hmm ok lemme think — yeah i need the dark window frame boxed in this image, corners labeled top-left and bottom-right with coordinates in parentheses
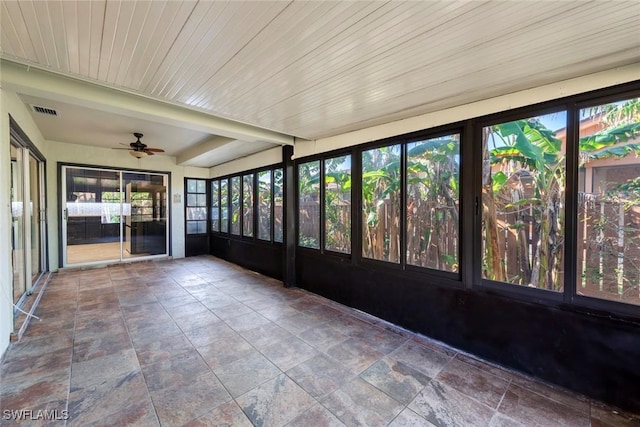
top-left (242, 173), bottom-right (255, 238)
top-left (220, 177), bottom-right (230, 234)
top-left (404, 130), bottom-right (463, 278)
top-left (184, 178), bottom-right (208, 235)
top-left (273, 167), bottom-right (284, 243)
top-left (294, 149), bottom-right (355, 259)
top-left (569, 90), bottom-right (640, 317)
top-left (359, 141), bottom-right (404, 266)
top-left (211, 163), bottom-right (283, 245)
top-left (207, 81), bottom-right (640, 320)
top-left (323, 153), bottom-right (353, 256)
top-left (297, 159), bottom-right (322, 250)
top-left (257, 169), bottom-right (273, 242)
top-left (474, 104), bottom-right (570, 303)
top-left (210, 179), bottom-right (220, 233)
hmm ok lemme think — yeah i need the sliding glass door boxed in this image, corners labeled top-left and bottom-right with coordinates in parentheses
top-left (10, 143), bottom-right (26, 304)
top-left (10, 140), bottom-right (47, 307)
top-left (62, 166), bottom-right (168, 267)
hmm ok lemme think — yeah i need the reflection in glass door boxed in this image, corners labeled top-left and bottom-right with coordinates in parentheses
top-left (10, 144), bottom-right (25, 304)
top-left (64, 168), bottom-right (121, 264)
top-left (62, 166), bottom-right (168, 266)
top-left (123, 172), bottom-right (168, 259)
top-left (29, 154), bottom-right (44, 284)
top-left (11, 142), bottom-right (47, 305)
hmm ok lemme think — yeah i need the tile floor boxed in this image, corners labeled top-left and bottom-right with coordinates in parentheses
top-left (1, 256), bottom-right (638, 427)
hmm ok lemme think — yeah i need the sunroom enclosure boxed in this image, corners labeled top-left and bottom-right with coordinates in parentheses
top-left (203, 81), bottom-right (640, 412)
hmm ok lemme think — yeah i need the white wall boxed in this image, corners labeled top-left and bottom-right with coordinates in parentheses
top-left (45, 140), bottom-right (209, 268)
top-left (0, 89), bottom-right (47, 357)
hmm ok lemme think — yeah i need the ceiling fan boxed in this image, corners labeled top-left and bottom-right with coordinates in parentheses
top-left (114, 132), bottom-right (165, 158)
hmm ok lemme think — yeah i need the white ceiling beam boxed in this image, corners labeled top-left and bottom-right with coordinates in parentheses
top-left (177, 135), bottom-right (235, 166)
top-left (211, 146), bottom-right (283, 178)
top-left (0, 59), bottom-right (294, 145)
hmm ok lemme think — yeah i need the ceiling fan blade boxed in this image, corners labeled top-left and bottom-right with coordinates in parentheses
top-left (145, 148), bottom-right (164, 153)
top-left (145, 151), bottom-right (155, 156)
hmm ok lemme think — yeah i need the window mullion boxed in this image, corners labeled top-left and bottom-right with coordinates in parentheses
top-left (564, 105), bottom-right (579, 304)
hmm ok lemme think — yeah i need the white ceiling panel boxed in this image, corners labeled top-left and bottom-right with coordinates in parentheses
top-left (1, 0), bottom-right (639, 166)
top-left (18, 94), bottom-right (210, 155)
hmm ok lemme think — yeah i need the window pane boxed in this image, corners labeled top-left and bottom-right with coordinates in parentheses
top-left (211, 180), bottom-right (219, 232)
top-left (407, 134), bottom-right (460, 271)
top-left (196, 180), bottom-right (206, 193)
top-left (187, 194), bottom-right (197, 206)
top-left (187, 179), bottom-right (197, 193)
top-left (325, 155), bottom-right (351, 253)
top-left (362, 144), bottom-right (401, 263)
top-left (186, 220), bottom-right (207, 235)
top-left (220, 179), bottom-right (229, 233)
top-left (299, 161), bottom-right (320, 249)
top-left (578, 98), bottom-right (640, 306)
top-left (186, 207), bottom-right (206, 220)
top-left (186, 221), bottom-right (198, 234)
top-left (243, 174), bottom-right (254, 237)
top-left (298, 161), bottom-right (320, 249)
top-left (196, 194), bottom-right (206, 207)
top-left (231, 176), bottom-right (241, 235)
top-left (482, 112), bottom-right (566, 291)
top-left (274, 168), bottom-right (284, 242)
top-left (258, 171), bottom-right (272, 240)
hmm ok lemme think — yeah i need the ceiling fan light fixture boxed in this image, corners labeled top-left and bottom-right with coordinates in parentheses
top-left (115, 133), bottom-right (163, 157)
top-left (129, 150), bottom-right (147, 159)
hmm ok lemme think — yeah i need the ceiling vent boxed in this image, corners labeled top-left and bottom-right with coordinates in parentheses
top-left (31, 105), bottom-right (58, 116)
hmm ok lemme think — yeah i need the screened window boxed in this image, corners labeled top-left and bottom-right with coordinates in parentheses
top-left (577, 98), bottom-right (640, 306)
top-left (243, 174), bottom-right (254, 237)
top-left (325, 155), bottom-right (351, 254)
top-left (299, 161), bottom-right (320, 249)
top-left (258, 170), bottom-right (272, 240)
top-left (406, 134), bottom-right (460, 272)
top-left (220, 179), bottom-right (229, 233)
top-left (482, 112), bottom-right (567, 291)
top-left (231, 176), bottom-right (241, 235)
top-left (211, 180), bottom-right (220, 232)
top-left (362, 144), bottom-right (401, 263)
top-left (274, 168), bottom-right (284, 243)
top-left (186, 179), bottom-right (207, 234)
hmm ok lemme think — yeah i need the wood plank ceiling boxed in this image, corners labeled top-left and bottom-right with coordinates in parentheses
top-left (1, 0), bottom-right (639, 142)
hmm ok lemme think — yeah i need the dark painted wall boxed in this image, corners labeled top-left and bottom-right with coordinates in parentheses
top-left (186, 235), bottom-right (209, 257)
top-left (211, 236), bottom-right (283, 280)
top-left (209, 240), bottom-right (640, 411)
top-left (296, 252), bottom-right (640, 412)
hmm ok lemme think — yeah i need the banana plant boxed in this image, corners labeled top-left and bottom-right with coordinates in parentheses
top-left (325, 155), bottom-right (352, 253)
top-left (362, 145), bottom-right (402, 262)
top-left (406, 136), bottom-right (460, 271)
top-left (482, 98), bottom-right (640, 291)
top-left (298, 161), bottom-right (321, 248)
top-left (483, 117), bottom-right (565, 290)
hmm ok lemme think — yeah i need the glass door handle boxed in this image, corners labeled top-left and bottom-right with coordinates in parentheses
top-left (63, 208), bottom-right (68, 220)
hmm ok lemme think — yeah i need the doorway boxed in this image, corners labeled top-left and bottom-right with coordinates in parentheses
top-left (61, 166), bottom-right (169, 267)
top-left (10, 124), bottom-right (47, 318)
